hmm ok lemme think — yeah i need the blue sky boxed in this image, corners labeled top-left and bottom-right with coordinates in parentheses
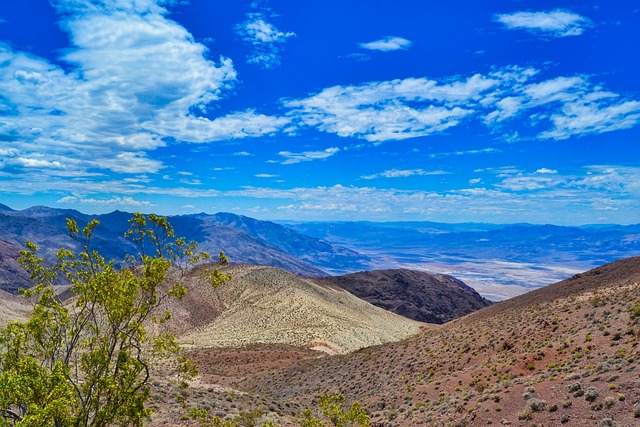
top-left (0, 0), bottom-right (639, 224)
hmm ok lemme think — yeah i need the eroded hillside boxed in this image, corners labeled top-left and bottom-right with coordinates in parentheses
top-left (165, 264), bottom-right (424, 354)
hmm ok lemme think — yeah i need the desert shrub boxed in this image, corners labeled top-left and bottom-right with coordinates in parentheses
top-left (0, 214), bottom-right (230, 426)
top-left (301, 393), bottom-right (370, 427)
top-left (585, 387), bottom-right (599, 402)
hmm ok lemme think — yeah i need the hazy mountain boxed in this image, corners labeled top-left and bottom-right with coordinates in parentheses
top-left (281, 220), bottom-right (640, 299)
top-left (0, 206), bottom-right (377, 292)
top-left (321, 269), bottom-right (492, 323)
top-left (198, 212), bottom-right (372, 274)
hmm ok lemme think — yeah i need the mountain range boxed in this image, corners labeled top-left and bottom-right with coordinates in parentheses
top-left (2, 204), bottom-right (640, 301)
top-left (0, 205), bottom-right (369, 292)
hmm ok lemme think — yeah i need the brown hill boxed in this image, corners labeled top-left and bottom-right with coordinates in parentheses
top-left (161, 264), bottom-right (425, 354)
top-left (233, 257), bottom-right (640, 426)
top-left (321, 268), bottom-right (492, 323)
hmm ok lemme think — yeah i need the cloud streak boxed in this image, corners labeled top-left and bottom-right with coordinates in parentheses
top-left (495, 9), bottom-right (592, 38)
top-left (278, 147), bottom-right (340, 164)
top-left (359, 36), bottom-right (412, 52)
top-left (361, 169), bottom-right (448, 180)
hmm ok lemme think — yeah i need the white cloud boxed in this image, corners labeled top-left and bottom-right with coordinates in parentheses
top-left (255, 173), bottom-right (278, 178)
top-left (7, 165), bottom-right (640, 223)
top-left (361, 169), bottom-right (448, 180)
top-left (285, 72), bottom-right (498, 142)
top-left (495, 9), bottom-right (592, 38)
top-left (536, 168), bottom-right (557, 174)
top-left (429, 148), bottom-right (500, 159)
top-left (285, 65), bottom-right (640, 142)
top-left (57, 195), bottom-right (155, 207)
top-left (359, 36), bottom-right (412, 52)
top-left (0, 0), bottom-right (289, 179)
top-left (235, 10), bottom-right (295, 69)
top-left (539, 99), bottom-right (640, 140)
top-left (278, 147), bottom-right (340, 164)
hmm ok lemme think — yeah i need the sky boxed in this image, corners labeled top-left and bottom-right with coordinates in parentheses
top-left (0, 0), bottom-right (639, 224)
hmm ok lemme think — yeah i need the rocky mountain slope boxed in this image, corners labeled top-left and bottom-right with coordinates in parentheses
top-left (201, 213), bottom-right (372, 274)
top-left (321, 269), bottom-right (492, 323)
top-left (233, 257), bottom-right (640, 426)
top-left (0, 206), bottom-right (375, 291)
top-left (0, 239), bottom-right (31, 294)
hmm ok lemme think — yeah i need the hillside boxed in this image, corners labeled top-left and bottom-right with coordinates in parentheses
top-left (321, 269), bottom-right (492, 323)
top-left (162, 264), bottom-right (424, 354)
top-left (235, 257), bottom-right (640, 426)
top-left (0, 239), bottom-right (31, 294)
top-left (0, 288), bottom-right (30, 327)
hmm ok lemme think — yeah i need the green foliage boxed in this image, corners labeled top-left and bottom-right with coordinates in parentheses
top-left (301, 393), bottom-right (370, 427)
top-left (0, 213), bottom-right (230, 426)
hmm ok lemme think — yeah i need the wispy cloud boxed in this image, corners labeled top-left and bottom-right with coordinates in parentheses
top-left (57, 195), bottom-right (155, 207)
top-left (429, 148), bottom-right (501, 159)
top-left (278, 147), bottom-right (340, 164)
top-left (495, 9), bottom-right (592, 38)
top-left (235, 6), bottom-right (295, 69)
top-left (239, 166), bottom-right (640, 223)
top-left (361, 169), bottom-right (448, 180)
top-left (255, 173), bottom-right (279, 178)
top-left (286, 67), bottom-right (640, 143)
top-left (359, 36), bottom-right (412, 52)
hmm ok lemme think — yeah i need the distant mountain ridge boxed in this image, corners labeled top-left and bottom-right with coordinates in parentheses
top-left (281, 219), bottom-right (640, 299)
top-left (321, 269), bottom-right (492, 323)
top-left (0, 205), bottom-right (373, 292)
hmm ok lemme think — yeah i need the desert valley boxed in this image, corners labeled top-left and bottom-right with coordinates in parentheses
top-left (1, 1), bottom-right (639, 425)
top-left (1, 206), bottom-right (639, 426)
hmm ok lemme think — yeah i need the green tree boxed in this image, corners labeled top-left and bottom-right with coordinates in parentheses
top-left (0, 213), bottom-right (230, 426)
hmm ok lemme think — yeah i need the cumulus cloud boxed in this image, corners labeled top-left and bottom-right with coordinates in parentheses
top-left (359, 36), bottom-right (412, 52)
top-left (235, 9), bottom-right (295, 69)
top-left (361, 169), bottom-right (448, 179)
top-left (284, 66), bottom-right (640, 143)
top-left (495, 9), bottom-right (592, 38)
top-left (0, 0), bottom-right (288, 180)
top-left (285, 73), bottom-right (498, 142)
top-left (278, 147), bottom-right (340, 164)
